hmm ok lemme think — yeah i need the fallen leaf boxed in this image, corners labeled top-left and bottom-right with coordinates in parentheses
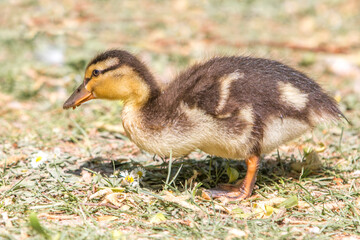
top-left (89, 188), bottom-right (113, 200)
top-left (231, 207), bottom-right (251, 219)
top-left (103, 192), bottom-right (125, 207)
top-left (200, 190), bottom-right (211, 200)
top-left (163, 192), bottom-right (200, 212)
top-left (227, 167), bottom-right (239, 183)
top-left (149, 212), bottom-right (166, 224)
top-left (276, 195), bottom-right (298, 209)
top-left (251, 203), bottom-right (278, 219)
top-left (333, 177), bottom-right (344, 185)
top-left (0, 154), bottom-right (27, 168)
top-left (97, 215), bottom-right (117, 222)
top-left (264, 205), bottom-right (274, 216)
top-left (226, 228), bottom-right (247, 239)
top-left (291, 150), bottom-right (322, 172)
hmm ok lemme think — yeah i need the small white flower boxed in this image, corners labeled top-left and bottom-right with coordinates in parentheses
top-left (132, 167), bottom-right (146, 178)
top-left (119, 170), bottom-right (130, 178)
top-left (53, 147), bottom-right (61, 157)
top-left (31, 151), bottom-right (48, 168)
top-left (119, 170), bottom-right (138, 186)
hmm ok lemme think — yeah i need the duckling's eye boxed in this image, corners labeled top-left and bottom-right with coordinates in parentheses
top-left (92, 69), bottom-right (100, 77)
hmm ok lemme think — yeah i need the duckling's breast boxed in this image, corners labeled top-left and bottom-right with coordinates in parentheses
top-left (122, 102), bottom-right (257, 159)
top-left (122, 104), bottom-right (197, 157)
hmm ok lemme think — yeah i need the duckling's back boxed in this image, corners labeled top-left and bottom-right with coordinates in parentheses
top-left (141, 56), bottom-right (344, 158)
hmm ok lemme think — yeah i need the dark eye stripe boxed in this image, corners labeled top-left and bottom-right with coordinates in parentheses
top-left (84, 77), bottom-right (91, 85)
top-left (101, 64), bottom-right (122, 74)
top-left (84, 64), bottom-right (122, 85)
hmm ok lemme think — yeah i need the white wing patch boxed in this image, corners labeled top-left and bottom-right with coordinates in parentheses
top-left (278, 82), bottom-right (308, 111)
top-left (238, 104), bottom-right (254, 123)
top-left (216, 71), bottom-right (244, 114)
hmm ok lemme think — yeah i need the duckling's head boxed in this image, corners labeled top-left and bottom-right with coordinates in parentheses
top-left (63, 50), bottom-right (160, 109)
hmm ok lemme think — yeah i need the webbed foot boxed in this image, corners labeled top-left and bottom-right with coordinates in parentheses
top-left (202, 155), bottom-right (260, 201)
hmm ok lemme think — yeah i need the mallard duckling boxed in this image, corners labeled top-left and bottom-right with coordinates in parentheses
top-left (63, 50), bottom-right (345, 201)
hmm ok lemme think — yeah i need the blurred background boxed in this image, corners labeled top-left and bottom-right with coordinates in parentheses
top-left (0, 0), bottom-right (359, 167)
top-left (1, 1), bottom-right (360, 238)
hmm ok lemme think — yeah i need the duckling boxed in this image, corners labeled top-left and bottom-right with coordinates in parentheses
top-left (63, 50), bottom-right (346, 201)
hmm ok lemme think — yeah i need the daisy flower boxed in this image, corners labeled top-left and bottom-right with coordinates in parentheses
top-left (53, 147), bottom-right (61, 158)
top-left (132, 167), bottom-right (146, 178)
top-left (31, 151), bottom-right (48, 168)
top-left (119, 170), bottom-right (138, 186)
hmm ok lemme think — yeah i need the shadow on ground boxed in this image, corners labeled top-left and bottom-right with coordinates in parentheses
top-left (65, 154), bottom-right (324, 192)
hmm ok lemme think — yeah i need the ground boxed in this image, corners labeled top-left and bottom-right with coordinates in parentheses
top-left (0, 0), bottom-right (360, 239)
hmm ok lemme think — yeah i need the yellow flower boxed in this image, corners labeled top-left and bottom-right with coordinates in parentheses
top-left (125, 175), bottom-right (135, 184)
top-left (120, 170), bottom-right (138, 186)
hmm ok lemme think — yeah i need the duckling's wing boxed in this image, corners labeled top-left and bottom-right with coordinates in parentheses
top-left (175, 57), bottom-right (344, 124)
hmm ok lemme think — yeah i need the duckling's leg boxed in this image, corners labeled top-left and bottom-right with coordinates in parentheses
top-left (203, 155), bottom-right (260, 201)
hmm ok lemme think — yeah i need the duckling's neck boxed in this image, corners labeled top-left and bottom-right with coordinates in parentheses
top-left (132, 61), bottom-right (162, 103)
top-left (119, 61), bottom-right (169, 111)
top-left (121, 65), bottom-right (177, 137)
top-left (118, 62), bottom-right (164, 112)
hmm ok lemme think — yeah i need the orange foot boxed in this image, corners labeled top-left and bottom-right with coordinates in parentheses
top-left (202, 155), bottom-right (260, 201)
top-left (202, 182), bottom-right (249, 200)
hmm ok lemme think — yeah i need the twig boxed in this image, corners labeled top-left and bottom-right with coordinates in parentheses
top-left (81, 202), bottom-right (120, 209)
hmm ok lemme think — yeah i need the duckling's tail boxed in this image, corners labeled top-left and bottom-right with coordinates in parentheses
top-left (339, 111), bottom-right (351, 125)
top-left (311, 93), bottom-right (350, 126)
top-left (328, 96), bottom-right (350, 125)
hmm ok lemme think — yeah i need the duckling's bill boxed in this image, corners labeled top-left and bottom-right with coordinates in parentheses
top-left (63, 83), bottom-right (95, 110)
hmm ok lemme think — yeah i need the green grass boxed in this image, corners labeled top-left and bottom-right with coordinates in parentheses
top-left (1, 0), bottom-right (360, 239)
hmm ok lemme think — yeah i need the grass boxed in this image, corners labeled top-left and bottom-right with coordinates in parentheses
top-left (1, 0), bottom-right (360, 239)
